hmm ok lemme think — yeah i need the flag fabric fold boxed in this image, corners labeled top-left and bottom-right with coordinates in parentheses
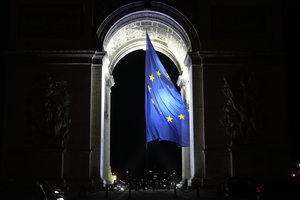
top-left (145, 33), bottom-right (190, 147)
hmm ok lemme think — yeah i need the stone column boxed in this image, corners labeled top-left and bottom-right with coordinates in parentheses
top-left (90, 51), bottom-right (106, 188)
top-left (188, 52), bottom-right (206, 186)
top-left (100, 59), bottom-right (114, 185)
top-left (177, 71), bottom-right (191, 185)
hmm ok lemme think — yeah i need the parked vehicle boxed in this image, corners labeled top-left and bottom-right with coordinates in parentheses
top-left (217, 177), bottom-right (258, 200)
top-left (257, 178), bottom-right (300, 200)
top-left (1, 179), bottom-right (64, 200)
top-left (39, 180), bottom-right (65, 200)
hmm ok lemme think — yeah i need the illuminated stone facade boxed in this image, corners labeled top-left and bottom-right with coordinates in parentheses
top-left (94, 5), bottom-right (202, 186)
top-left (1, 0), bottom-right (291, 191)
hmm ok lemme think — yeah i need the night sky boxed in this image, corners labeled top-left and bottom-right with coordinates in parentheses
top-left (282, 1), bottom-right (300, 165)
top-left (110, 50), bottom-right (182, 179)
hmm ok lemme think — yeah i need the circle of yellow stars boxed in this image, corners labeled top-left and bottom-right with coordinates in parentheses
top-left (147, 69), bottom-right (187, 123)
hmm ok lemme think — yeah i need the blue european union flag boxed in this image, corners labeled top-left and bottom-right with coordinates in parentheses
top-left (145, 33), bottom-right (190, 147)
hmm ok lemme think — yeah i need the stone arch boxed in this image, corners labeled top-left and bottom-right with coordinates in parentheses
top-left (90, 1), bottom-right (204, 186)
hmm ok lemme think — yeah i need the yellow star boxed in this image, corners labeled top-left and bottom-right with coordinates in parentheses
top-left (166, 73), bottom-right (170, 79)
top-left (151, 99), bottom-right (155, 104)
top-left (179, 114), bottom-right (185, 120)
top-left (149, 75), bottom-right (155, 81)
top-left (156, 70), bottom-right (161, 77)
top-left (166, 116), bottom-right (173, 122)
top-left (148, 85), bottom-right (151, 92)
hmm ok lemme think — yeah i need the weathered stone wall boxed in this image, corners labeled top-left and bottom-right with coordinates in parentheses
top-left (2, 52), bottom-right (93, 188)
top-left (1, 0), bottom-right (292, 190)
top-left (201, 54), bottom-right (288, 184)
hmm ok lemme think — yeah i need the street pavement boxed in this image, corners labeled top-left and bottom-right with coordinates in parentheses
top-left (66, 188), bottom-right (223, 200)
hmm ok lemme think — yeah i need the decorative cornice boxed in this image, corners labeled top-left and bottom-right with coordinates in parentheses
top-left (199, 51), bottom-right (287, 64)
top-left (92, 51), bottom-right (106, 65)
top-left (188, 51), bottom-right (203, 65)
top-left (96, 1), bottom-right (200, 51)
top-left (3, 50), bottom-right (96, 64)
top-left (100, 9), bottom-right (192, 72)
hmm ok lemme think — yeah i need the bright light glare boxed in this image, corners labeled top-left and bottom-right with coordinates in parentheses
top-left (176, 183), bottom-right (182, 189)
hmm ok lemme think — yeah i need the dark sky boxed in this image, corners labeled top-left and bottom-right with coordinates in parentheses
top-left (110, 50), bottom-right (182, 179)
top-left (282, 1), bottom-right (300, 164)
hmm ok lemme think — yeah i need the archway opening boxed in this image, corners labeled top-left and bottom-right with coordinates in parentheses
top-left (111, 49), bottom-right (182, 182)
top-left (96, 5), bottom-right (201, 185)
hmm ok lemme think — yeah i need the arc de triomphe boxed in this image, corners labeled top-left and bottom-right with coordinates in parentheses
top-left (89, 2), bottom-right (204, 186)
